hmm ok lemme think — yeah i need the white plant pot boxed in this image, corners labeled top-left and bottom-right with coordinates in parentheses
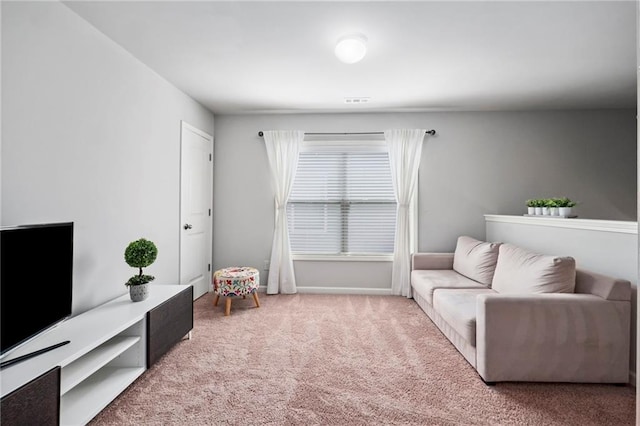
top-left (549, 207), bottom-right (559, 216)
top-left (541, 207), bottom-right (549, 215)
top-left (129, 283), bottom-right (149, 302)
top-left (534, 207), bottom-right (542, 215)
top-left (558, 207), bottom-right (573, 218)
top-left (527, 207), bottom-right (535, 215)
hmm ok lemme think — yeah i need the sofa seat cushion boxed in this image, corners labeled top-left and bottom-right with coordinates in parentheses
top-left (492, 244), bottom-right (576, 294)
top-left (433, 288), bottom-right (495, 347)
top-left (453, 236), bottom-right (501, 286)
top-left (411, 270), bottom-right (488, 305)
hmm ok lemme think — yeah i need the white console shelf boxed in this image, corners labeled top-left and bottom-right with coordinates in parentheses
top-left (0, 285), bottom-right (191, 426)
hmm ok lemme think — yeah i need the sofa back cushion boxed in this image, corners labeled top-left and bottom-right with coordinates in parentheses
top-left (492, 244), bottom-right (576, 294)
top-left (452, 236), bottom-right (501, 286)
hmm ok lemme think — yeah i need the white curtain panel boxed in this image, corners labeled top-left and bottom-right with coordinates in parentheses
top-left (263, 130), bottom-right (304, 294)
top-left (385, 129), bottom-right (426, 298)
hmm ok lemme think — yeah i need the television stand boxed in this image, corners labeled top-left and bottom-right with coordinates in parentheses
top-left (0, 341), bottom-right (71, 370)
top-left (0, 285), bottom-right (193, 426)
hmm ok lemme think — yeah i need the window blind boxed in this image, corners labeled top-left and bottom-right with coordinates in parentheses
top-left (287, 144), bottom-right (396, 255)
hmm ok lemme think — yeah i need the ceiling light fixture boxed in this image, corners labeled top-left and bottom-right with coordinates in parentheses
top-left (335, 34), bottom-right (367, 64)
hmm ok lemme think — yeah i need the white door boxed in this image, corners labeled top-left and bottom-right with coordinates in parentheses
top-left (180, 121), bottom-right (213, 300)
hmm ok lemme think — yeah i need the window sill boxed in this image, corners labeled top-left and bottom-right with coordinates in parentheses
top-left (292, 254), bottom-right (393, 262)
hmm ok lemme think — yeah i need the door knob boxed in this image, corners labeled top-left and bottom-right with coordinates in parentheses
top-left (184, 224), bottom-right (193, 230)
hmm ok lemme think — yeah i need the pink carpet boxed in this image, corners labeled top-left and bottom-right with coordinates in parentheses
top-left (91, 293), bottom-right (635, 425)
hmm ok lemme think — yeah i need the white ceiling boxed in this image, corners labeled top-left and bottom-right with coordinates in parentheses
top-left (64, 1), bottom-right (636, 115)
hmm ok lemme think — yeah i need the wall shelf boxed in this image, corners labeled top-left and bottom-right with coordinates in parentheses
top-left (484, 214), bottom-right (637, 234)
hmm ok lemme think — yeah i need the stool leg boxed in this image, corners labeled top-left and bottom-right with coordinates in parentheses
top-left (213, 294), bottom-right (219, 307)
top-left (252, 292), bottom-right (260, 308)
top-left (225, 297), bottom-right (232, 316)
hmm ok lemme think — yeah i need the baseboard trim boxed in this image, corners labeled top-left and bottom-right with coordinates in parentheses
top-left (297, 286), bottom-right (393, 295)
top-left (257, 285), bottom-right (392, 296)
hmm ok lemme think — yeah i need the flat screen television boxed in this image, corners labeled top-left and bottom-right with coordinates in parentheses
top-left (1, 222), bottom-right (73, 358)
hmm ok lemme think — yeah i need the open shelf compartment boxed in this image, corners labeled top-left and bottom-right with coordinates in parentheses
top-left (60, 335), bottom-right (141, 396)
top-left (60, 366), bottom-right (145, 426)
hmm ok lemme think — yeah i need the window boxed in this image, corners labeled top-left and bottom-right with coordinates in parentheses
top-left (287, 141), bottom-right (396, 256)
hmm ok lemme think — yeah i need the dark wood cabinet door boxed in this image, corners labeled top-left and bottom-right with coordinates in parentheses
top-left (1, 366), bottom-right (60, 426)
top-left (147, 285), bottom-right (193, 367)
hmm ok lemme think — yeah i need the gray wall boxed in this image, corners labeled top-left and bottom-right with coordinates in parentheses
top-left (214, 110), bottom-right (636, 289)
top-left (419, 110), bottom-right (636, 250)
top-left (1, 2), bottom-right (215, 314)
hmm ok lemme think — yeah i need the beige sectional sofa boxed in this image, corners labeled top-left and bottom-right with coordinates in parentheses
top-left (411, 236), bottom-right (631, 384)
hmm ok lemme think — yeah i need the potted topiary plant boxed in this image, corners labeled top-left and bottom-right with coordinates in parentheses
top-left (124, 238), bottom-right (158, 302)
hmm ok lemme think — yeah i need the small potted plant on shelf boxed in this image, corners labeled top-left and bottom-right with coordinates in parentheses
top-left (556, 197), bottom-right (577, 218)
top-left (540, 198), bottom-right (551, 216)
top-left (545, 198), bottom-right (560, 216)
top-left (125, 238), bottom-right (158, 302)
top-left (533, 199), bottom-right (545, 215)
top-left (526, 199), bottom-right (536, 215)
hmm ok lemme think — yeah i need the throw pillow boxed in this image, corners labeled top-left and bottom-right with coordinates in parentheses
top-left (492, 244), bottom-right (576, 294)
top-left (452, 236), bottom-right (501, 286)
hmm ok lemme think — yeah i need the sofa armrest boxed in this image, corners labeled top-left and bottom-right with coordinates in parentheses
top-left (411, 253), bottom-right (454, 270)
top-left (475, 293), bottom-right (630, 383)
top-left (575, 268), bottom-right (631, 301)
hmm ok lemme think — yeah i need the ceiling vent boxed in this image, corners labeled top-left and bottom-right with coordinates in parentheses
top-left (344, 97), bottom-right (370, 104)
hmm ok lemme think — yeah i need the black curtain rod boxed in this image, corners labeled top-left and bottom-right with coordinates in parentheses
top-left (257, 130), bottom-right (436, 137)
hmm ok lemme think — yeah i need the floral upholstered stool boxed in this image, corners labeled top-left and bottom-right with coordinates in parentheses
top-left (213, 266), bottom-right (260, 316)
